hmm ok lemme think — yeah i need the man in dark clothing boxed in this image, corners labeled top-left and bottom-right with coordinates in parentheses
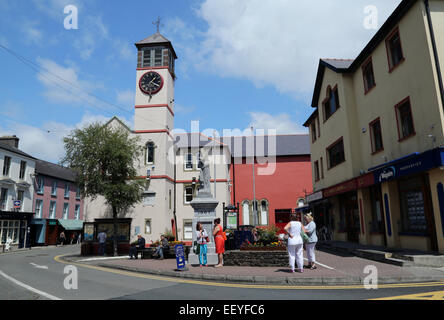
top-left (155, 235), bottom-right (170, 260)
top-left (129, 234), bottom-right (146, 259)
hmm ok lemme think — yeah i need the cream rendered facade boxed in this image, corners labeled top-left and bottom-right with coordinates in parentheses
top-left (306, 0), bottom-right (444, 253)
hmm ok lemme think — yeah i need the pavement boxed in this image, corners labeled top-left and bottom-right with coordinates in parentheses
top-left (62, 248), bottom-right (444, 286)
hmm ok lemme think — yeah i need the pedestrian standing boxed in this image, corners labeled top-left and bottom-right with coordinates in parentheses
top-left (284, 213), bottom-right (307, 273)
top-left (196, 222), bottom-right (209, 267)
top-left (213, 218), bottom-right (225, 268)
top-left (304, 213), bottom-right (318, 270)
top-left (59, 231), bottom-right (66, 246)
top-left (97, 230), bottom-right (107, 256)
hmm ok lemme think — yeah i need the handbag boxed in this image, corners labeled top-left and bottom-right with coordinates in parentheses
top-left (301, 230), bottom-right (309, 243)
top-left (193, 241), bottom-right (200, 254)
top-left (222, 231), bottom-right (227, 241)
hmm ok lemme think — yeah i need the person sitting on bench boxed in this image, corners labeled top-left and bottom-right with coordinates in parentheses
top-left (155, 235), bottom-right (170, 260)
top-left (129, 234), bottom-right (146, 259)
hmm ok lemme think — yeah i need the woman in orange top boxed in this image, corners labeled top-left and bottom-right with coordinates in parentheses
top-left (213, 218), bottom-right (225, 268)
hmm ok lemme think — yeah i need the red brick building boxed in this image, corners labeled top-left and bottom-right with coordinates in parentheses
top-left (223, 134), bottom-right (312, 233)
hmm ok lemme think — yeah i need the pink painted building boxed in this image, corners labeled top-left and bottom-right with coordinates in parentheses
top-left (31, 160), bottom-right (84, 246)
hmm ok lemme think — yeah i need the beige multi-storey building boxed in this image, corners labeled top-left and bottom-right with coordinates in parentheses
top-left (304, 0), bottom-right (444, 253)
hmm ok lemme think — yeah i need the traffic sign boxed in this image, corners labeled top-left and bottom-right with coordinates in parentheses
top-left (13, 200), bottom-right (21, 209)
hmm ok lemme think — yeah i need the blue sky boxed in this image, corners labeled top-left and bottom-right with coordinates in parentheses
top-left (0, 0), bottom-right (401, 162)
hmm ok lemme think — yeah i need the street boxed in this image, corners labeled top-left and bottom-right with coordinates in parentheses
top-left (1, 245), bottom-right (444, 301)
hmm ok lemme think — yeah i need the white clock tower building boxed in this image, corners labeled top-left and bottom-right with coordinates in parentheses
top-left (131, 32), bottom-right (178, 241)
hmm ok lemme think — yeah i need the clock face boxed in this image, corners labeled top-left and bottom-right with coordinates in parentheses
top-left (139, 71), bottom-right (163, 95)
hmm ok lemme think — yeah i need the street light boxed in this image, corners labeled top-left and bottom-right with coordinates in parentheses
top-left (251, 126), bottom-right (257, 226)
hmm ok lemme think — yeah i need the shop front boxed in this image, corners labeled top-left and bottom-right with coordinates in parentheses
top-left (371, 147), bottom-right (444, 253)
top-left (0, 211), bottom-right (32, 249)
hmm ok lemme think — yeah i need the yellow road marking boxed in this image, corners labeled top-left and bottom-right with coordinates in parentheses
top-left (54, 255), bottom-right (444, 291)
top-left (372, 290), bottom-right (444, 300)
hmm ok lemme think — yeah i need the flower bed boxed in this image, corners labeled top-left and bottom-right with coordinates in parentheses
top-left (240, 241), bottom-right (287, 251)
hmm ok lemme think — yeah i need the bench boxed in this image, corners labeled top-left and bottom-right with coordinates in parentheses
top-left (134, 246), bottom-right (176, 259)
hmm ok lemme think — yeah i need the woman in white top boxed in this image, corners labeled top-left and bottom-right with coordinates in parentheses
top-left (196, 222), bottom-right (209, 267)
top-left (284, 213), bottom-right (307, 273)
top-left (304, 213), bottom-right (318, 270)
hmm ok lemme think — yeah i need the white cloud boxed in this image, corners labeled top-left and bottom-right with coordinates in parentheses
top-left (247, 111), bottom-right (307, 134)
top-left (36, 58), bottom-right (105, 108)
top-left (169, 0), bottom-right (402, 100)
top-left (0, 112), bottom-right (132, 163)
top-left (20, 21), bottom-right (43, 45)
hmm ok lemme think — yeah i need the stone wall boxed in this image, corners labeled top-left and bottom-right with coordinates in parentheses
top-left (223, 250), bottom-right (289, 267)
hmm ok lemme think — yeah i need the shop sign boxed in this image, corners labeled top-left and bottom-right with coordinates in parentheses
top-left (306, 191), bottom-right (323, 203)
top-left (373, 148), bottom-right (443, 183)
top-left (324, 180), bottom-right (357, 198)
top-left (175, 244), bottom-right (186, 270)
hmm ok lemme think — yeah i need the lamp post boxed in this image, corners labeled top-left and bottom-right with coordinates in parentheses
top-left (251, 126), bottom-right (257, 226)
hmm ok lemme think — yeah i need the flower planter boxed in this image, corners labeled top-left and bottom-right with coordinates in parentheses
top-left (240, 246), bottom-right (287, 251)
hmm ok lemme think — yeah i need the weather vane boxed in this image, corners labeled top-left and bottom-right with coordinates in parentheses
top-left (153, 16), bottom-right (161, 33)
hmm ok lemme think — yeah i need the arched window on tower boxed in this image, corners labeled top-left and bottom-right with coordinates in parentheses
top-left (146, 142), bottom-right (155, 165)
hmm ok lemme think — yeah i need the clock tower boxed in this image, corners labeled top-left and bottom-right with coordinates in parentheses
top-left (134, 32), bottom-right (177, 132)
top-left (133, 32), bottom-right (178, 241)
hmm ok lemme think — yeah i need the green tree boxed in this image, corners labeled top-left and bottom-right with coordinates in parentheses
top-left (61, 122), bottom-right (144, 256)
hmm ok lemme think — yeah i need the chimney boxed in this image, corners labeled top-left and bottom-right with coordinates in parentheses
top-left (0, 135), bottom-right (19, 148)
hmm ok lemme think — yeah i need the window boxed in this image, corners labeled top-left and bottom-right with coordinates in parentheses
top-left (146, 142), bottom-right (155, 164)
top-left (314, 161), bottom-right (320, 182)
top-left (51, 181), bottom-right (57, 196)
top-left (17, 190), bottom-right (24, 212)
top-left (36, 177), bottom-right (44, 194)
top-left (311, 122), bottom-right (317, 143)
top-left (183, 220), bottom-right (193, 240)
top-left (143, 192), bottom-right (156, 206)
top-left (320, 157), bottom-right (324, 179)
top-left (395, 98), bottom-right (415, 141)
top-left (169, 190), bottom-right (172, 210)
top-left (327, 138), bottom-right (345, 169)
top-left (185, 153), bottom-right (193, 170)
top-left (184, 186), bottom-right (194, 204)
top-left (259, 200), bottom-right (269, 226)
top-left (19, 161), bottom-right (27, 180)
top-left (363, 58), bottom-right (376, 93)
top-left (142, 48), bottom-right (167, 68)
top-left (323, 86), bottom-right (340, 121)
top-left (49, 201), bottom-right (56, 219)
top-left (0, 188), bottom-right (8, 210)
top-left (75, 205), bottom-right (80, 220)
top-left (35, 199), bottom-right (43, 219)
top-left (2, 156), bottom-right (11, 176)
top-left (399, 175), bottom-right (429, 234)
top-left (242, 200), bottom-right (250, 225)
top-left (386, 28), bottom-right (404, 71)
top-left (76, 186), bottom-right (81, 199)
top-left (370, 118), bottom-right (384, 153)
top-left (145, 219), bottom-right (152, 234)
top-left (0, 220), bottom-right (20, 244)
top-left (64, 184), bottom-right (70, 198)
top-left (62, 203), bottom-right (69, 219)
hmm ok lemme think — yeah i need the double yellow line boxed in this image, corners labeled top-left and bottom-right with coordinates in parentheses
top-left (54, 254), bottom-right (444, 291)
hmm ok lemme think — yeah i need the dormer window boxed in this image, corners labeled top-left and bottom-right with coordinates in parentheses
top-left (323, 86), bottom-right (340, 122)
